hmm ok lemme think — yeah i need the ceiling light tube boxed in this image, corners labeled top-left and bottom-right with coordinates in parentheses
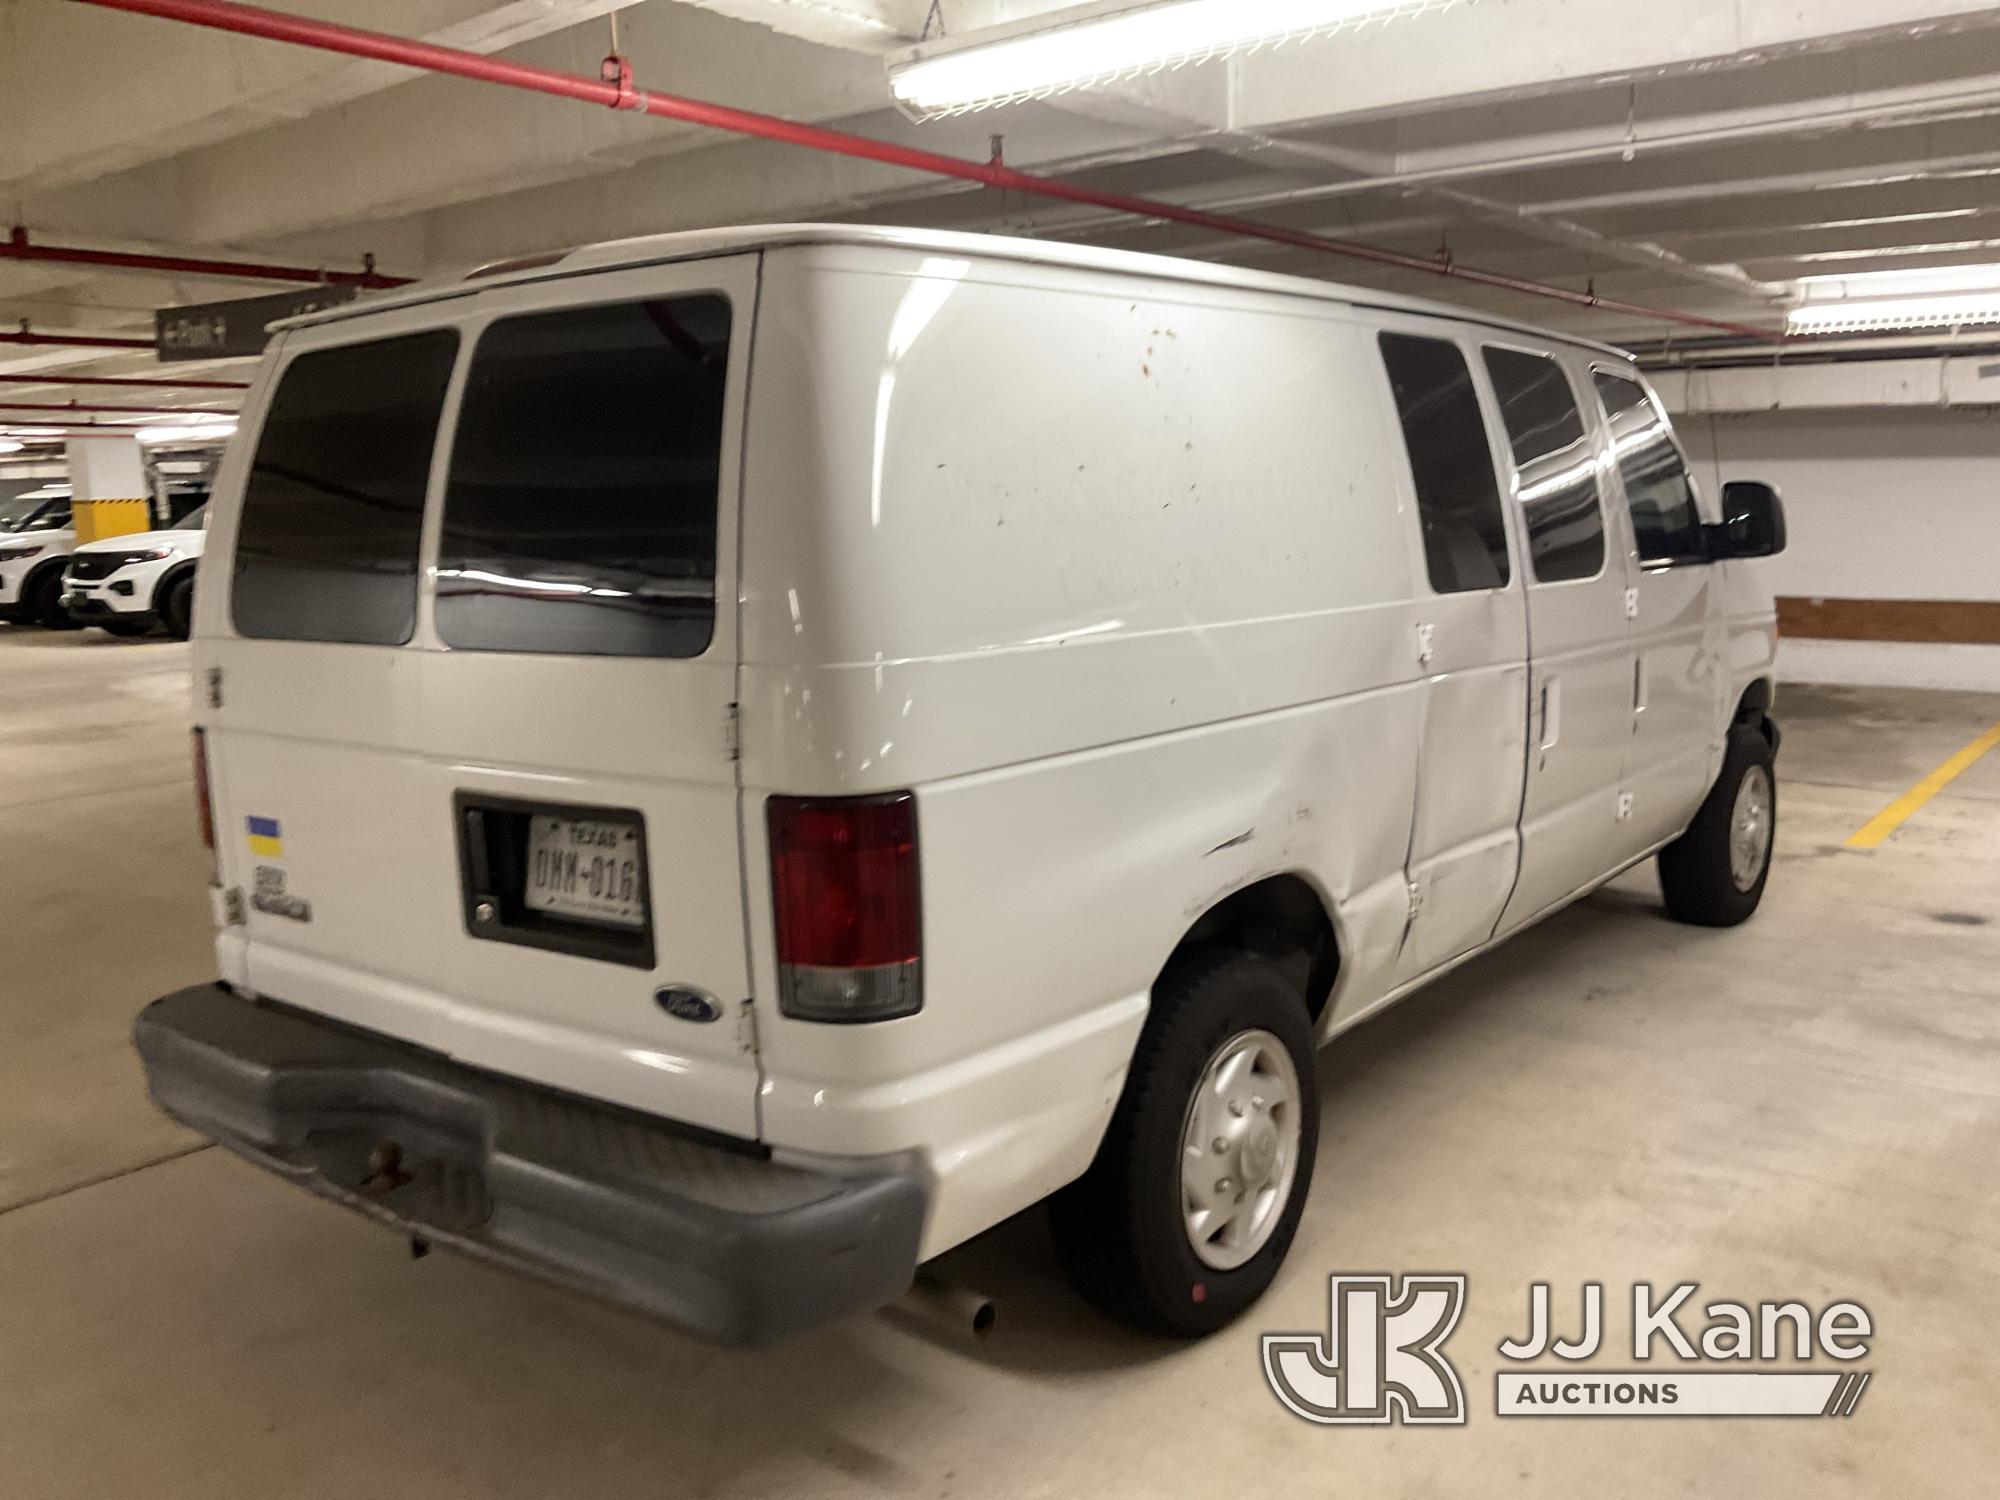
top-left (1787, 263), bottom-right (2000, 333)
top-left (889, 0), bottom-right (1474, 118)
top-left (137, 421), bottom-right (239, 444)
top-left (1788, 293), bottom-right (2000, 334)
top-left (1793, 264), bottom-right (2000, 298)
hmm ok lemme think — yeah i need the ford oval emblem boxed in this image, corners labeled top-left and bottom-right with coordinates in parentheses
top-left (655, 986), bottom-right (722, 1024)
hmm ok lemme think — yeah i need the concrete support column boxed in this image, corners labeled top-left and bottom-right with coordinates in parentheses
top-left (64, 436), bottom-right (151, 543)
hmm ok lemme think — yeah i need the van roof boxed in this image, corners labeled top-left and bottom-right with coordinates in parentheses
top-left (274, 222), bottom-right (1633, 360)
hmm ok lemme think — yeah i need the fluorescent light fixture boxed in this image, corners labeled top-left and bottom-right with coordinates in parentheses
top-left (889, 0), bottom-right (1473, 118)
top-left (1796, 264), bottom-right (2000, 295)
top-left (0, 440), bottom-right (23, 454)
top-left (1787, 263), bottom-right (2000, 334)
top-left (138, 419), bottom-right (238, 445)
top-left (1789, 294), bottom-right (2000, 334)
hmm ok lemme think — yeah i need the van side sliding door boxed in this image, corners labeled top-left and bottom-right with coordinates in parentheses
top-left (1371, 325), bottom-right (1531, 980)
top-left (1480, 343), bottom-right (1638, 934)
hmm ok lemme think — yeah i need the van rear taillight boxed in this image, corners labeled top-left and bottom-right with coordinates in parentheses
top-left (767, 793), bottom-right (921, 1024)
top-left (191, 728), bottom-right (219, 885)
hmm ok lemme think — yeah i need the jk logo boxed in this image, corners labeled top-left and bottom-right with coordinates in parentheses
top-left (1263, 1275), bottom-right (1469, 1426)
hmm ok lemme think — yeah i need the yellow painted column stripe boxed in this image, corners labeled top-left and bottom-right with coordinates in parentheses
top-left (1846, 721), bottom-right (2000, 850)
top-left (71, 497), bottom-right (151, 544)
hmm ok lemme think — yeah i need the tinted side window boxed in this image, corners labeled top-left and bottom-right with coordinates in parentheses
top-left (233, 331), bottom-right (459, 644)
top-left (436, 295), bottom-right (732, 659)
top-left (1483, 347), bottom-right (1606, 584)
top-left (1594, 371), bottom-right (1705, 565)
top-left (1379, 333), bottom-right (1511, 594)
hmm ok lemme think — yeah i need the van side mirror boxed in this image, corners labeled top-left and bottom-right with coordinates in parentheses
top-left (1712, 481), bottom-right (1787, 560)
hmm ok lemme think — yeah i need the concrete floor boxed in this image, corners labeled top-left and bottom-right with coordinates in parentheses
top-left (3, 628), bottom-right (1997, 1497)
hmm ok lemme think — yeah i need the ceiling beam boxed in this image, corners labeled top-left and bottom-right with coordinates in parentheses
top-left (1249, 80), bottom-right (2000, 205)
top-left (1522, 144), bottom-right (2000, 220)
top-left (1232, 0), bottom-right (2000, 133)
top-left (2, 0), bottom-right (655, 191)
top-left (650, 0), bottom-right (1099, 54)
top-left (33, 2), bottom-right (894, 249)
top-left (1207, 130), bottom-right (1781, 302)
top-left (658, 0), bottom-right (927, 50)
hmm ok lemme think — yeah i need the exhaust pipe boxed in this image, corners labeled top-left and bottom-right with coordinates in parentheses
top-left (893, 1274), bottom-right (997, 1341)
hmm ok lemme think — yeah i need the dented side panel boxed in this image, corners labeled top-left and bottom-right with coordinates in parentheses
top-left (737, 246), bottom-right (1436, 1255)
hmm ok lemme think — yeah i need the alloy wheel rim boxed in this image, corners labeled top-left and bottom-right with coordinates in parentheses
top-left (1180, 1029), bottom-right (1302, 1271)
top-left (1730, 765), bottom-right (1773, 892)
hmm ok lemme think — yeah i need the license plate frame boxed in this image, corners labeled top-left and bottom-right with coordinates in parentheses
top-left (453, 792), bottom-right (656, 969)
top-left (524, 814), bottom-right (647, 928)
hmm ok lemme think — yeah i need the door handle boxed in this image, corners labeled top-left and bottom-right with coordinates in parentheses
top-left (1633, 659), bottom-right (1649, 715)
top-left (1538, 678), bottom-right (1562, 751)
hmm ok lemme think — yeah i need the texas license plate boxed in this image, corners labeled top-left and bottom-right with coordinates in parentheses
top-left (524, 815), bottom-right (645, 928)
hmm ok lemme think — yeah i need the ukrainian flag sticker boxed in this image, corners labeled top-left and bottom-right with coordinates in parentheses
top-left (246, 816), bottom-right (285, 860)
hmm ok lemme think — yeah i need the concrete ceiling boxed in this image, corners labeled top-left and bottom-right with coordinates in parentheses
top-left (7, 0), bottom-right (2000, 416)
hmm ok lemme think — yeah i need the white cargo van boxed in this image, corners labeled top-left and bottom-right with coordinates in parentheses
top-left (136, 226), bottom-right (1787, 1345)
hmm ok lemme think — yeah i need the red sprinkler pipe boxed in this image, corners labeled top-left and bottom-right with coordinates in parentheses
top-left (69, 0), bottom-right (1781, 342)
top-left (3, 225), bottom-right (408, 289)
top-left (0, 327), bottom-right (158, 351)
top-left (0, 373), bottom-right (248, 391)
top-left (0, 401), bottom-right (238, 417)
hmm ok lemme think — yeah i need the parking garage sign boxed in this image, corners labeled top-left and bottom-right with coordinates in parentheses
top-left (155, 284), bottom-right (359, 360)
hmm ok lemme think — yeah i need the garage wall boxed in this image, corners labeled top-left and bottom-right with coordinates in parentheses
top-left (1678, 406), bottom-right (2000, 692)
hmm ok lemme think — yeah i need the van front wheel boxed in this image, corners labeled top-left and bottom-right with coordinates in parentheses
top-left (1050, 950), bottom-right (1318, 1337)
top-left (1658, 722), bottom-right (1777, 927)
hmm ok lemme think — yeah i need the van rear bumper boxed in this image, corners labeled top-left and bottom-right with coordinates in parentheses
top-left (134, 985), bottom-right (927, 1347)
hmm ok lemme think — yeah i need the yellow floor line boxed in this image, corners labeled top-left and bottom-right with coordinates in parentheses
top-left (1845, 720), bottom-right (2000, 850)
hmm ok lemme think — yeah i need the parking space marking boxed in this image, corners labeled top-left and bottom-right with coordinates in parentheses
top-left (1845, 721), bottom-right (2000, 851)
top-left (0, 1142), bottom-right (212, 1220)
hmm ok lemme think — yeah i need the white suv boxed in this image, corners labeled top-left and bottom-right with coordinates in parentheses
top-left (133, 227), bottom-right (1787, 1347)
top-left (63, 504), bottom-right (207, 639)
top-left (0, 487), bottom-right (78, 629)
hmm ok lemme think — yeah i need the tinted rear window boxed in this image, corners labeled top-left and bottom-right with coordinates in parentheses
top-left (232, 331), bottom-right (459, 644)
top-left (1379, 333), bottom-right (1511, 594)
top-left (435, 295), bottom-right (732, 658)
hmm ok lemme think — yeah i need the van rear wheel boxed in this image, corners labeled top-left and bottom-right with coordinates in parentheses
top-left (1658, 721), bottom-right (1777, 927)
top-left (1050, 950), bottom-right (1318, 1337)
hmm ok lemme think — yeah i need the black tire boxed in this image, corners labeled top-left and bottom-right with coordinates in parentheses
top-left (99, 618), bottom-right (155, 638)
top-left (160, 574), bottom-right (194, 640)
top-left (1050, 949), bottom-right (1319, 1337)
top-left (26, 568), bottom-right (81, 630)
top-left (1658, 721), bottom-right (1777, 927)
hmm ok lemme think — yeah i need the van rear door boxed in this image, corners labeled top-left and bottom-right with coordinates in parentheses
top-left (200, 255), bottom-right (763, 1140)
